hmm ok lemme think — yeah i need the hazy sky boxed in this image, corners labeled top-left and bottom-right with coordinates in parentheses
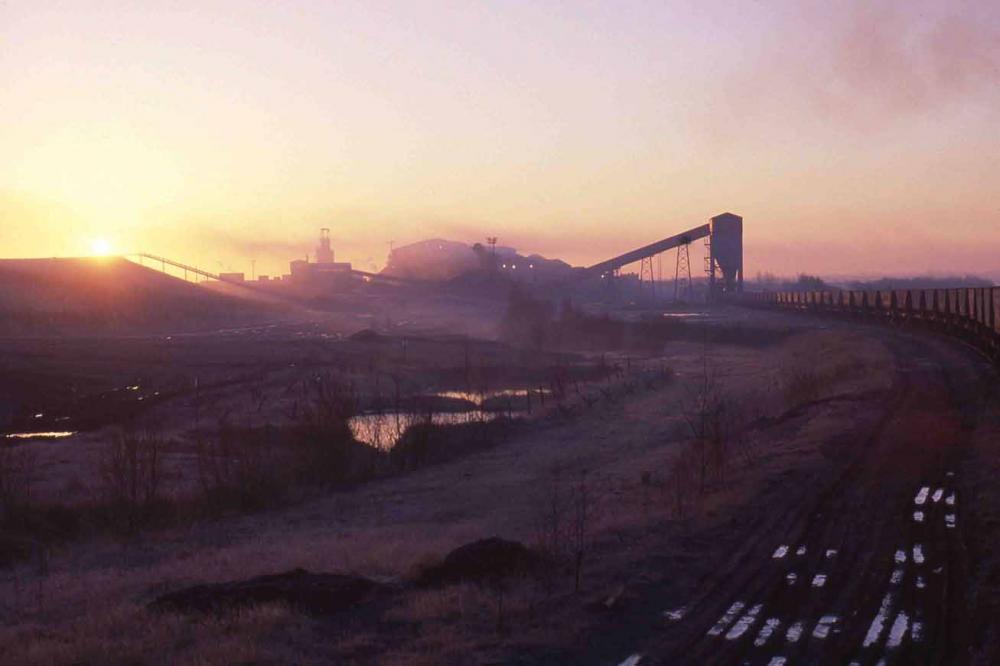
top-left (2, 0), bottom-right (998, 278)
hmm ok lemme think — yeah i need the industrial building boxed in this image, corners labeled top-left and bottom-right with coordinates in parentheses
top-left (129, 213), bottom-right (744, 304)
top-left (287, 228), bottom-right (353, 287)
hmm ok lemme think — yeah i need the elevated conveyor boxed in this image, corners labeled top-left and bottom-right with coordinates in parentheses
top-left (584, 212), bottom-right (743, 298)
top-left (584, 224), bottom-right (710, 277)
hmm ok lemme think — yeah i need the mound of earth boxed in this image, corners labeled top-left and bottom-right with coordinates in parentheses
top-left (348, 328), bottom-right (383, 342)
top-left (417, 537), bottom-right (545, 586)
top-left (0, 257), bottom-right (281, 334)
top-left (149, 569), bottom-right (389, 616)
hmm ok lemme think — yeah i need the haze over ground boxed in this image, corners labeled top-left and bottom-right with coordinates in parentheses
top-left (1, 0), bottom-right (998, 278)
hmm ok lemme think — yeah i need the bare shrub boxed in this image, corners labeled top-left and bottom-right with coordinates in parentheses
top-left (294, 373), bottom-right (365, 484)
top-left (666, 443), bottom-right (699, 518)
top-left (99, 430), bottom-right (163, 533)
top-left (569, 472), bottom-right (591, 592)
top-left (388, 408), bottom-right (437, 470)
top-left (781, 365), bottom-right (824, 407)
top-left (670, 346), bottom-right (758, 515)
top-left (680, 362), bottom-right (739, 492)
top-left (532, 471), bottom-right (565, 560)
top-left (352, 411), bottom-right (400, 451)
top-left (0, 446), bottom-right (36, 525)
top-left (196, 423), bottom-right (288, 511)
top-left (530, 469), bottom-right (595, 592)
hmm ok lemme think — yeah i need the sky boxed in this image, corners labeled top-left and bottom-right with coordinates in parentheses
top-left (2, 0), bottom-right (998, 279)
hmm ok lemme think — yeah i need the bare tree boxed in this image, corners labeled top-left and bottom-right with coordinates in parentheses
top-left (100, 429), bottom-right (163, 533)
top-left (678, 352), bottom-right (738, 492)
top-left (569, 471), bottom-right (591, 592)
top-left (0, 445), bottom-right (36, 525)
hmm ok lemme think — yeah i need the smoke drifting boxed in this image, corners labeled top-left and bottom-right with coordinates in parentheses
top-left (182, 227), bottom-right (388, 272)
top-left (721, 0), bottom-right (999, 132)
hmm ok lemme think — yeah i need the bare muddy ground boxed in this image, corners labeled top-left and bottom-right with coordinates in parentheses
top-left (582, 327), bottom-right (995, 666)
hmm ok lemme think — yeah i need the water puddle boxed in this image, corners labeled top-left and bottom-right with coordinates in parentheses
top-left (707, 601), bottom-right (745, 636)
top-left (887, 611), bottom-right (909, 648)
top-left (4, 431), bottom-right (75, 440)
top-left (863, 593), bottom-right (895, 647)
top-left (430, 388), bottom-right (547, 406)
top-left (349, 411), bottom-right (494, 448)
top-left (663, 606), bottom-right (686, 621)
top-left (754, 618), bottom-right (781, 647)
top-left (725, 603), bottom-right (763, 640)
top-left (812, 615), bottom-right (839, 639)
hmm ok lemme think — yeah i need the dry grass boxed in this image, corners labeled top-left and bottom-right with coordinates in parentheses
top-left (1, 602), bottom-right (310, 666)
top-left (0, 320), bottom-right (896, 665)
top-left (377, 581), bottom-right (542, 665)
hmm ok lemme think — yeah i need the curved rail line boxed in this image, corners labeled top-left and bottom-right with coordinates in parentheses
top-left (740, 287), bottom-right (1000, 366)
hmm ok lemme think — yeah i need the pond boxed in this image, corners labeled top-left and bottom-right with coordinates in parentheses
top-left (348, 411), bottom-right (495, 449)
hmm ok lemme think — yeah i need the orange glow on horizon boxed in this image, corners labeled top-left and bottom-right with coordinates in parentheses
top-left (0, 1), bottom-right (997, 280)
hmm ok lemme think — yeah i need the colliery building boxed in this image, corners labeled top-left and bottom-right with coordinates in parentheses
top-left (287, 228), bottom-right (353, 287)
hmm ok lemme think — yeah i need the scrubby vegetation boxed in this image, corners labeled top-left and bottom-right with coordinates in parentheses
top-left (500, 289), bottom-right (791, 351)
top-left (0, 306), bottom-right (901, 665)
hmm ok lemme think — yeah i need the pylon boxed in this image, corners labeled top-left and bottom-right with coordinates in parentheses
top-left (674, 241), bottom-right (692, 301)
top-left (639, 256), bottom-right (656, 300)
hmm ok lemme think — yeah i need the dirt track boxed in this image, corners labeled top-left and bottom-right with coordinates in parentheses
top-left (601, 329), bottom-right (991, 666)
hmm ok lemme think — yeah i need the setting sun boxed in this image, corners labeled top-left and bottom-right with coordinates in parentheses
top-left (89, 238), bottom-right (112, 256)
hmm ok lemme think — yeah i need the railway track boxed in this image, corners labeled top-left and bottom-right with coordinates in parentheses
top-left (602, 330), bottom-right (987, 666)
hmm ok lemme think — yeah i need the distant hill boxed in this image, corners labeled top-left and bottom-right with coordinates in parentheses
top-left (0, 257), bottom-right (282, 334)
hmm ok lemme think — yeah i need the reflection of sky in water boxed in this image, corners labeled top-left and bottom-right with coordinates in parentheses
top-left (5, 431), bottom-right (75, 440)
top-left (431, 388), bottom-right (547, 405)
top-left (349, 411), bottom-right (495, 449)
